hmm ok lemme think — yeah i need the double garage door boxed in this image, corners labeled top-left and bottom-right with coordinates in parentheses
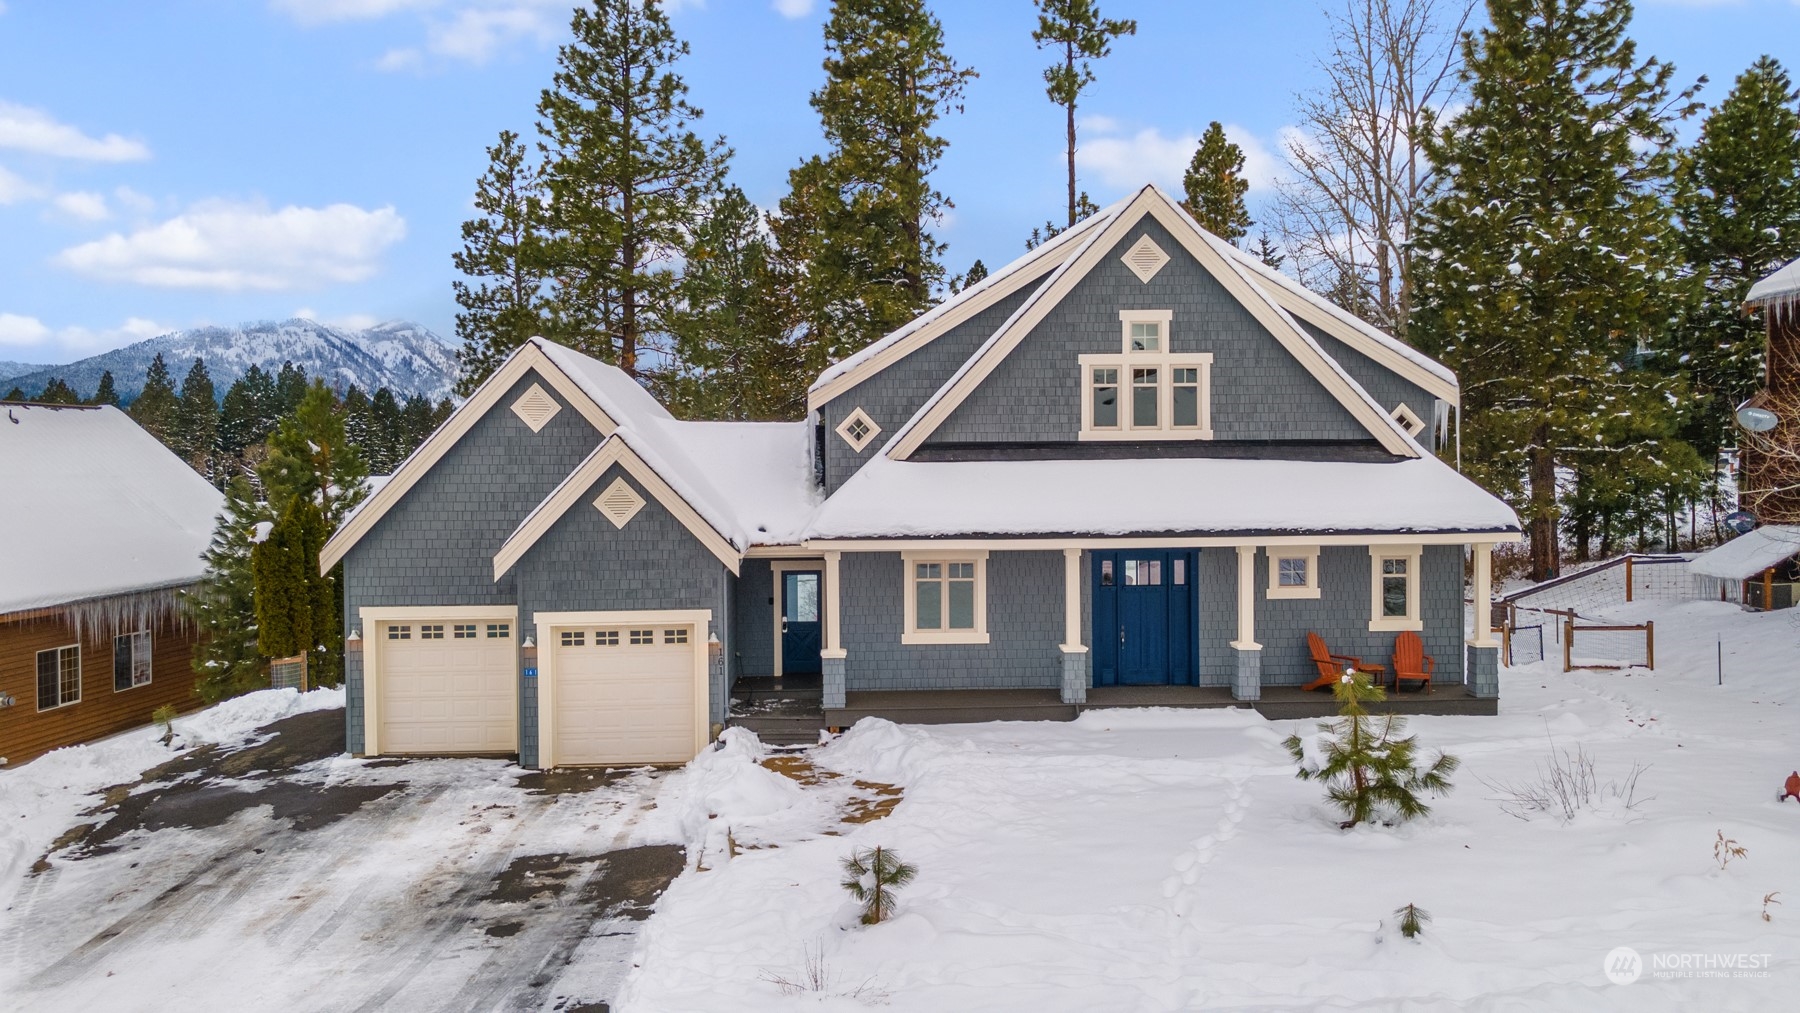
top-left (551, 622), bottom-right (700, 766)
top-left (378, 620), bottom-right (518, 755)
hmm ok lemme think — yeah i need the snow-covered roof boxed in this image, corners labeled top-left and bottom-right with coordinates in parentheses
top-left (1688, 525), bottom-right (1800, 580)
top-left (653, 420), bottom-right (819, 546)
top-left (533, 337), bottom-right (674, 425)
top-left (0, 403), bottom-right (223, 615)
top-left (1746, 256), bottom-right (1800, 311)
top-left (803, 451), bottom-right (1520, 540)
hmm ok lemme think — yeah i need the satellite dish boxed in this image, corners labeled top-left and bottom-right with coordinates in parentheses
top-left (1725, 510), bottom-right (1757, 535)
top-left (1736, 404), bottom-right (1778, 433)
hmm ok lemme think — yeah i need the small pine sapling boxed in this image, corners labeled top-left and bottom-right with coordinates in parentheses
top-left (1283, 671), bottom-right (1459, 829)
top-left (841, 845), bottom-right (916, 926)
top-left (153, 704), bottom-right (179, 747)
top-left (1395, 902), bottom-right (1431, 940)
top-left (1714, 830), bottom-right (1748, 869)
top-left (1763, 892), bottom-right (1781, 923)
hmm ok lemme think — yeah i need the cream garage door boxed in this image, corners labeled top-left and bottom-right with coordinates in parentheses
top-left (379, 620), bottom-right (518, 754)
top-left (554, 624), bottom-right (698, 765)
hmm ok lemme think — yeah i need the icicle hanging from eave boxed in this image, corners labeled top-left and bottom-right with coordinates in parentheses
top-left (1, 584), bottom-right (200, 641)
top-left (1747, 290), bottom-right (1800, 321)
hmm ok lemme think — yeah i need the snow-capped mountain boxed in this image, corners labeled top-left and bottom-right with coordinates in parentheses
top-left (0, 359), bottom-right (47, 379)
top-left (0, 319), bottom-right (460, 403)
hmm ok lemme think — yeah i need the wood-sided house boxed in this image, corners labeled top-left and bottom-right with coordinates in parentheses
top-left (0, 404), bottom-right (223, 766)
top-left (321, 184), bottom-right (1520, 769)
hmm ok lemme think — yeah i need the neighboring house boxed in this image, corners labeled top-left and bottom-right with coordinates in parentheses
top-left (0, 404), bottom-right (224, 766)
top-left (1742, 256), bottom-right (1800, 524)
top-left (321, 184), bottom-right (1520, 769)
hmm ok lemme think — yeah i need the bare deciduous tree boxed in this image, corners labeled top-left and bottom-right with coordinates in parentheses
top-left (1272, 0), bottom-right (1473, 342)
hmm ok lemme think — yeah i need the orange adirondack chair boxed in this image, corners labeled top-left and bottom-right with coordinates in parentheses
top-left (1304, 632), bottom-right (1386, 691)
top-left (1392, 630), bottom-right (1435, 693)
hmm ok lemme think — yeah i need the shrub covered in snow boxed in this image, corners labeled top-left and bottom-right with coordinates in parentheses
top-left (841, 845), bottom-right (916, 925)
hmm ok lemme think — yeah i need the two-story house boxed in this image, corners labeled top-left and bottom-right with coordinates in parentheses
top-left (320, 185), bottom-right (1520, 768)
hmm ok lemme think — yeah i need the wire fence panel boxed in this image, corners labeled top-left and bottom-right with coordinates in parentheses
top-left (1563, 621), bottom-right (1654, 671)
top-left (1505, 624), bottom-right (1545, 667)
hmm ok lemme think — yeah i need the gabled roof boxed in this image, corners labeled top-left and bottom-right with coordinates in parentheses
top-left (882, 185), bottom-right (1422, 460)
top-left (1747, 256), bottom-right (1800, 312)
top-left (806, 200), bottom-right (1124, 412)
top-left (1688, 525), bottom-right (1800, 580)
top-left (0, 403), bottom-right (224, 615)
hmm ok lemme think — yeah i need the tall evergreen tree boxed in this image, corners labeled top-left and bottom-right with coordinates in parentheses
top-left (1252, 232), bottom-right (1285, 270)
top-left (1411, 0), bottom-right (1702, 580)
top-left (218, 364), bottom-right (280, 471)
top-left (1181, 121), bottom-right (1254, 243)
top-left (89, 370), bottom-right (119, 407)
top-left (368, 387), bottom-right (402, 473)
top-left (274, 361), bottom-right (308, 415)
top-left (453, 129), bottom-right (557, 395)
top-left (129, 353), bottom-right (179, 443)
top-left (35, 378), bottom-right (81, 405)
top-left (175, 357), bottom-right (219, 479)
top-left (1032, 0), bottom-right (1136, 228)
top-left (193, 476), bottom-right (273, 702)
top-left (2, 387), bottom-right (23, 402)
top-left (1672, 55), bottom-right (1800, 488)
top-left (536, 0), bottom-right (730, 377)
top-left (663, 186), bottom-right (807, 420)
top-left (774, 0), bottom-right (978, 370)
top-left (341, 384), bottom-right (372, 457)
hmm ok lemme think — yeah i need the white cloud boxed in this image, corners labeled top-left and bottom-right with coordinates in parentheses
top-left (0, 314), bottom-right (169, 361)
top-left (0, 312), bottom-right (51, 347)
top-left (375, 47), bottom-right (425, 72)
top-left (275, 0), bottom-right (570, 68)
top-left (55, 201), bottom-right (408, 291)
top-left (0, 100), bottom-right (151, 162)
top-left (772, 0), bottom-right (813, 16)
top-left (51, 191), bottom-right (109, 221)
top-left (426, 5), bottom-right (556, 64)
top-left (1078, 121), bottom-right (1278, 196)
top-left (113, 185), bottom-right (157, 216)
top-left (0, 164), bottom-right (45, 204)
top-left (269, 0), bottom-right (440, 26)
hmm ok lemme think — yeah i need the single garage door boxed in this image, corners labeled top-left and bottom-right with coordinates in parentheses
top-left (554, 623), bottom-right (699, 765)
top-left (379, 620), bottom-right (518, 754)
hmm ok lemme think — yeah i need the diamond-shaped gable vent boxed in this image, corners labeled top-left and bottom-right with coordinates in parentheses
top-left (1122, 234), bottom-right (1170, 284)
top-left (511, 383), bottom-right (562, 432)
top-left (594, 477), bottom-right (646, 529)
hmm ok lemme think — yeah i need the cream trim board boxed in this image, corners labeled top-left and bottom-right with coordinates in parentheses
top-left (835, 407), bottom-right (882, 453)
top-left (492, 438), bottom-right (742, 580)
top-left (1078, 351), bottom-right (1213, 440)
top-left (802, 532), bottom-right (1521, 552)
top-left (532, 608), bottom-right (711, 769)
top-left (1267, 545), bottom-right (1322, 600)
top-left (1368, 545), bottom-right (1424, 632)
top-left (321, 343), bottom-right (617, 573)
top-left (1390, 402), bottom-right (1426, 438)
top-left (357, 605), bottom-right (519, 758)
top-left (886, 187), bottom-right (1417, 460)
top-left (1254, 281), bottom-right (1460, 406)
top-left (900, 550), bottom-right (990, 645)
top-left (770, 560), bottom-right (827, 677)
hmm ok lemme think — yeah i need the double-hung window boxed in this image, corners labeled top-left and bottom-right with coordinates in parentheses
top-left (1368, 546), bottom-right (1423, 631)
top-left (902, 552), bottom-right (989, 645)
top-left (1080, 310), bottom-right (1213, 439)
top-left (37, 645), bottom-right (80, 710)
top-left (114, 631), bottom-right (152, 691)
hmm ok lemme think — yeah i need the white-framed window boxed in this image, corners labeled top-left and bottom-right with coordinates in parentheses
top-left (37, 644), bottom-right (80, 710)
top-left (835, 407), bottom-right (883, 453)
top-left (630, 629), bottom-right (655, 645)
top-left (561, 630), bottom-right (585, 647)
top-left (387, 625), bottom-right (411, 640)
top-left (1390, 402), bottom-right (1425, 437)
top-left (1368, 545), bottom-right (1424, 631)
top-left (453, 623), bottom-right (478, 639)
top-left (596, 629), bottom-right (620, 646)
top-left (1079, 311), bottom-right (1213, 440)
top-left (113, 630), bottom-right (152, 691)
top-left (664, 628), bottom-right (689, 645)
top-left (420, 624), bottom-right (445, 640)
top-left (486, 623), bottom-right (511, 639)
top-left (901, 551), bottom-right (989, 645)
top-left (1267, 547), bottom-right (1321, 600)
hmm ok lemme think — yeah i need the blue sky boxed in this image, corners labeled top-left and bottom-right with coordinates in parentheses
top-left (0, 0), bottom-right (1791, 366)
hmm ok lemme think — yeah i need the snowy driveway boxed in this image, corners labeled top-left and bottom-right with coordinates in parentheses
top-left (0, 704), bottom-right (683, 1013)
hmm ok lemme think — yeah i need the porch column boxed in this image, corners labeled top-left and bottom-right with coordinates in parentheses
top-left (1467, 541), bottom-right (1500, 698)
top-left (1059, 548), bottom-right (1088, 705)
top-left (1231, 544), bottom-right (1262, 701)
top-left (821, 550), bottom-right (847, 710)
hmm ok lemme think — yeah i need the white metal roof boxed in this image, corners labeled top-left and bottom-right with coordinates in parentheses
top-left (0, 403), bottom-right (223, 614)
top-left (1688, 526), bottom-right (1800, 580)
top-left (1746, 256), bottom-right (1800, 310)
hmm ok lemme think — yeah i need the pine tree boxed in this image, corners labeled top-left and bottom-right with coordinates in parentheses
top-left (1181, 122), bottom-right (1253, 243)
top-left (663, 186), bottom-right (807, 419)
top-left (274, 361), bottom-right (308, 416)
top-left (368, 387), bottom-right (401, 473)
top-left (3, 387), bottom-right (23, 402)
top-left (1253, 232), bottom-right (1285, 270)
top-left (1032, 0), bottom-right (1136, 228)
top-left (35, 377), bottom-right (81, 405)
top-left (175, 357), bottom-right (219, 479)
top-left (131, 353), bottom-right (180, 445)
top-left (89, 370), bottom-right (119, 406)
top-left (536, 0), bottom-right (730, 376)
top-left (453, 129), bottom-right (557, 396)
top-left (218, 364), bottom-right (280, 473)
top-left (963, 259), bottom-right (989, 288)
top-left (1283, 672), bottom-right (1459, 829)
top-left (840, 845), bottom-right (917, 925)
top-left (400, 393), bottom-right (436, 455)
top-left (1410, 0), bottom-right (1703, 580)
top-left (341, 384), bottom-right (372, 457)
top-left (1672, 56), bottom-right (1800, 490)
top-left (193, 476), bottom-right (273, 702)
top-left (1025, 192), bottom-right (1102, 251)
top-left (774, 0), bottom-right (978, 369)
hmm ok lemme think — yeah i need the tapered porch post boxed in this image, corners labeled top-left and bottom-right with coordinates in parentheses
top-left (1231, 544), bottom-right (1261, 701)
top-left (1467, 541), bottom-right (1500, 699)
top-left (821, 550), bottom-right (847, 710)
top-left (1059, 548), bottom-right (1088, 705)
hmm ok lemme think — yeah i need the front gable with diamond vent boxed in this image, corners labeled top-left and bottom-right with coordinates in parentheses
top-left (1121, 234), bottom-right (1170, 283)
top-left (511, 383), bottom-right (563, 432)
top-left (594, 476), bottom-right (646, 527)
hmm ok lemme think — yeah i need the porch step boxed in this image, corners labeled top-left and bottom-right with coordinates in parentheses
top-left (827, 689), bottom-right (1076, 727)
top-left (727, 713), bottom-right (826, 746)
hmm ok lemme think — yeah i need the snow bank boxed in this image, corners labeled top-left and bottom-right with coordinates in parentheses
top-left (661, 728), bottom-right (806, 842)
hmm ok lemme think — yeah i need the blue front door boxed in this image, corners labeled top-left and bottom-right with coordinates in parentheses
top-left (1092, 550), bottom-right (1196, 686)
top-left (781, 570), bottom-right (823, 676)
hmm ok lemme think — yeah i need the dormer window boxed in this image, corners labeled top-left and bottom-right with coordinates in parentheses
top-left (1079, 311), bottom-right (1213, 440)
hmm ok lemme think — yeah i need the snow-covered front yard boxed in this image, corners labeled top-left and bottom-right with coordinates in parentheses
top-left (616, 600), bottom-right (1800, 1011)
